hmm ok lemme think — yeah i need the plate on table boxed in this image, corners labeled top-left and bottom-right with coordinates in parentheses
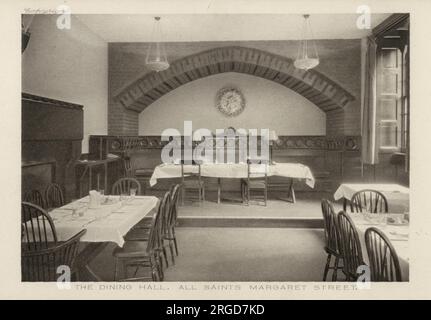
top-left (101, 197), bottom-right (119, 205)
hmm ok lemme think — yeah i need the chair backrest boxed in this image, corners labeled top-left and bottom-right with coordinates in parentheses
top-left (111, 177), bottom-right (141, 196)
top-left (23, 190), bottom-right (46, 209)
top-left (45, 183), bottom-right (65, 209)
top-left (350, 189), bottom-right (388, 213)
top-left (146, 192), bottom-right (170, 254)
top-left (336, 211), bottom-right (364, 280)
top-left (247, 159), bottom-right (268, 182)
top-left (123, 156), bottom-right (134, 177)
top-left (22, 229), bottom-right (86, 281)
top-left (321, 199), bottom-right (339, 255)
top-left (22, 202), bottom-right (58, 251)
top-left (365, 227), bottom-right (402, 281)
top-left (168, 184), bottom-right (181, 229)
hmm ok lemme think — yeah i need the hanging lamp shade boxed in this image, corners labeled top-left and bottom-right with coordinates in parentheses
top-left (145, 16), bottom-right (170, 72)
top-left (294, 14), bottom-right (320, 70)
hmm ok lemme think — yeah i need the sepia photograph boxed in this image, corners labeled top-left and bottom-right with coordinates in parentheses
top-left (2, 0), bottom-right (431, 302)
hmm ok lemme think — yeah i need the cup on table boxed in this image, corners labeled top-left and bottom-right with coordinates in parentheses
top-left (72, 208), bottom-right (79, 219)
top-left (130, 188), bottom-right (137, 200)
top-left (120, 192), bottom-right (128, 202)
top-left (99, 189), bottom-right (105, 203)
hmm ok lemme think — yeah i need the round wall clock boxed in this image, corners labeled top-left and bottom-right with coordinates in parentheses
top-left (215, 87), bottom-right (245, 117)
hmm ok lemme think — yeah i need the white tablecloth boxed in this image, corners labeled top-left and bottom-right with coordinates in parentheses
top-left (334, 183), bottom-right (410, 213)
top-left (350, 213), bottom-right (409, 281)
top-left (47, 196), bottom-right (158, 247)
top-left (149, 162), bottom-right (315, 188)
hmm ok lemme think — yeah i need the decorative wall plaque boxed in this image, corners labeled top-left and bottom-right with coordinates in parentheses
top-left (215, 87), bottom-right (245, 117)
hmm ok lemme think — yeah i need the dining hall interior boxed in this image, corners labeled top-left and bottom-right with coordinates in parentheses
top-left (21, 13), bottom-right (410, 282)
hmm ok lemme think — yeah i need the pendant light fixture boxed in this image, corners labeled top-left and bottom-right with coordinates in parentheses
top-left (145, 16), bottom-right (170, 72)
top-left (294, 14), bottom-right (320, 70)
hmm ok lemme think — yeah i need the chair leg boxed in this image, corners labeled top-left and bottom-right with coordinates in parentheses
top-left (332, 256), bottom-right (339, 281)
top-left (169, 241), bottom-right (175, 265)
top-left (156, 253), bottom-right (164, 281)
top-left (114, 258), bottom-right (119, 281)
top-left (162, 246), bottom-right (169, 268)
top-left (133, 265), bottom-right (140, 278)
top-left (150, 256), bottom-right (158, 281)
top-left (323, 254), bottom-right (332, 281)
top-left (241, 181), bottom-right (245, 203)
top-left (122, 261), bottom-right (127, 280)
top-left (246, 186), bottom-right (250, 205)
top-left (217, 179), bottom-right (221, 204)
top-left (172, 228), bottom-right (179, 256)
top-left (173, 237), bottom-right (179, 256)
top-left (181, 187), bottom-right (185, 206)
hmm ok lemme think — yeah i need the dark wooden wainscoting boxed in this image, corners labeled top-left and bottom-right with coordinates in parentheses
top-left (88, 135), bottom-right (371, 193)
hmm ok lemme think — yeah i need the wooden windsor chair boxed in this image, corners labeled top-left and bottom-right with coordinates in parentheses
top-left (336, 211), bottom-right (366, 281)
top-left (44, 183), bottom-right (65, 210)
top-left (350, 189), bottom-right (388, 214)
top-left (21, 202), bottom-right (58, 251)
top-left (365, 227), bottom-right (402, 281)
top-left (111, 177), bottom-right (141, 196)
top-left (321, 199), bottom-right (343, 281)
top-left (113, 192), bottom-right (170, 281)
top-left (22, 229), bottom-right (86, 282)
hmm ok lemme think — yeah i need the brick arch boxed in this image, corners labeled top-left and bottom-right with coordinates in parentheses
top-left (114, 46), bottom-right (355, 114)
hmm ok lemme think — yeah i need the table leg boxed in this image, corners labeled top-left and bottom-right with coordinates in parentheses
top-left (89, 166), bottom-right (92, 192)
top-left (74, 242), bottom-right (109, 281)
top-left (217, 178), bottom-right (221, 204)
top-left (104, 162), bottom-right (108, 193)
top-left (274, 179), bottom-right (296, 203)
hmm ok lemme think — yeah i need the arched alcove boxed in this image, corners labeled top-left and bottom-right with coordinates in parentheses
top-left (110, 46), bottom-right (355, 135)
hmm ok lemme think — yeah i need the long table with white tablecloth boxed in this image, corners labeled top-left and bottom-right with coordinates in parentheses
top-left (149, 162), bottom-right (315, 189)
top-left (48, 195), bottom-right (159, 247)
top-left (349, 213), bottom-right (409, 281)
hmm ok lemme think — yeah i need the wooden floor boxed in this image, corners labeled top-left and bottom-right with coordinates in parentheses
top-left (146, 190), bottom-right (343, 218)
top-left (85, 191), bottom-right (339, 281)
top-left (89, 227), bottom-right (329, 282)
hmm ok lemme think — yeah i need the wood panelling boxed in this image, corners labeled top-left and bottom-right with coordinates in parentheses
top-left (22, 93), bottom-right (83, 201)
top-left (89, 135), bottom-right (361, 192)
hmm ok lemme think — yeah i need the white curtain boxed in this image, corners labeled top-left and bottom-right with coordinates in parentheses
top-left (361, 36), bottom-right (379, 166)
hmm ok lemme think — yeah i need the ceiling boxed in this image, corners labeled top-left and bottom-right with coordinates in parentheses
top-left (77, 14), bottom-right (391, 42)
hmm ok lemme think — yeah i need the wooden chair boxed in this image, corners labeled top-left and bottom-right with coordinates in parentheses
top-left (123, 156), bottom-right (135, 177)
top-left (113, 192), bottom-right (170, 281)
top-left (336, 211), bottom-right (365, 281)
top-left (125, 185), bottom-right (181, 265)
top-left (365, 227), bottom-right (402, 281)
top-left (350, 189), bottom-right (388, 214)
top-left (111, 177), bottom-right (141, 196)
top-left (44, 183), bottom-right (65, 210)
top-left (22, 229), bottom-right (86, 282)
top-left (22, 229), bottom-right (85, 281)
top-left (23, 190), bottom-right (45, 209)
top-left (164, 184), bottom-right (181, 263)
top-left (321, 199), bottom-right (343, 281)
top-left (181, 161), bottom-right (205, 205)
top-left (241, 159), bottom-right (268, 206)
top-left (21, 202), bottom-right (57, 251)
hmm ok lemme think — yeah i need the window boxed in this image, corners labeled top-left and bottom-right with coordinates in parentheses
top-left (376, 28), bottom-right (409, 154)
